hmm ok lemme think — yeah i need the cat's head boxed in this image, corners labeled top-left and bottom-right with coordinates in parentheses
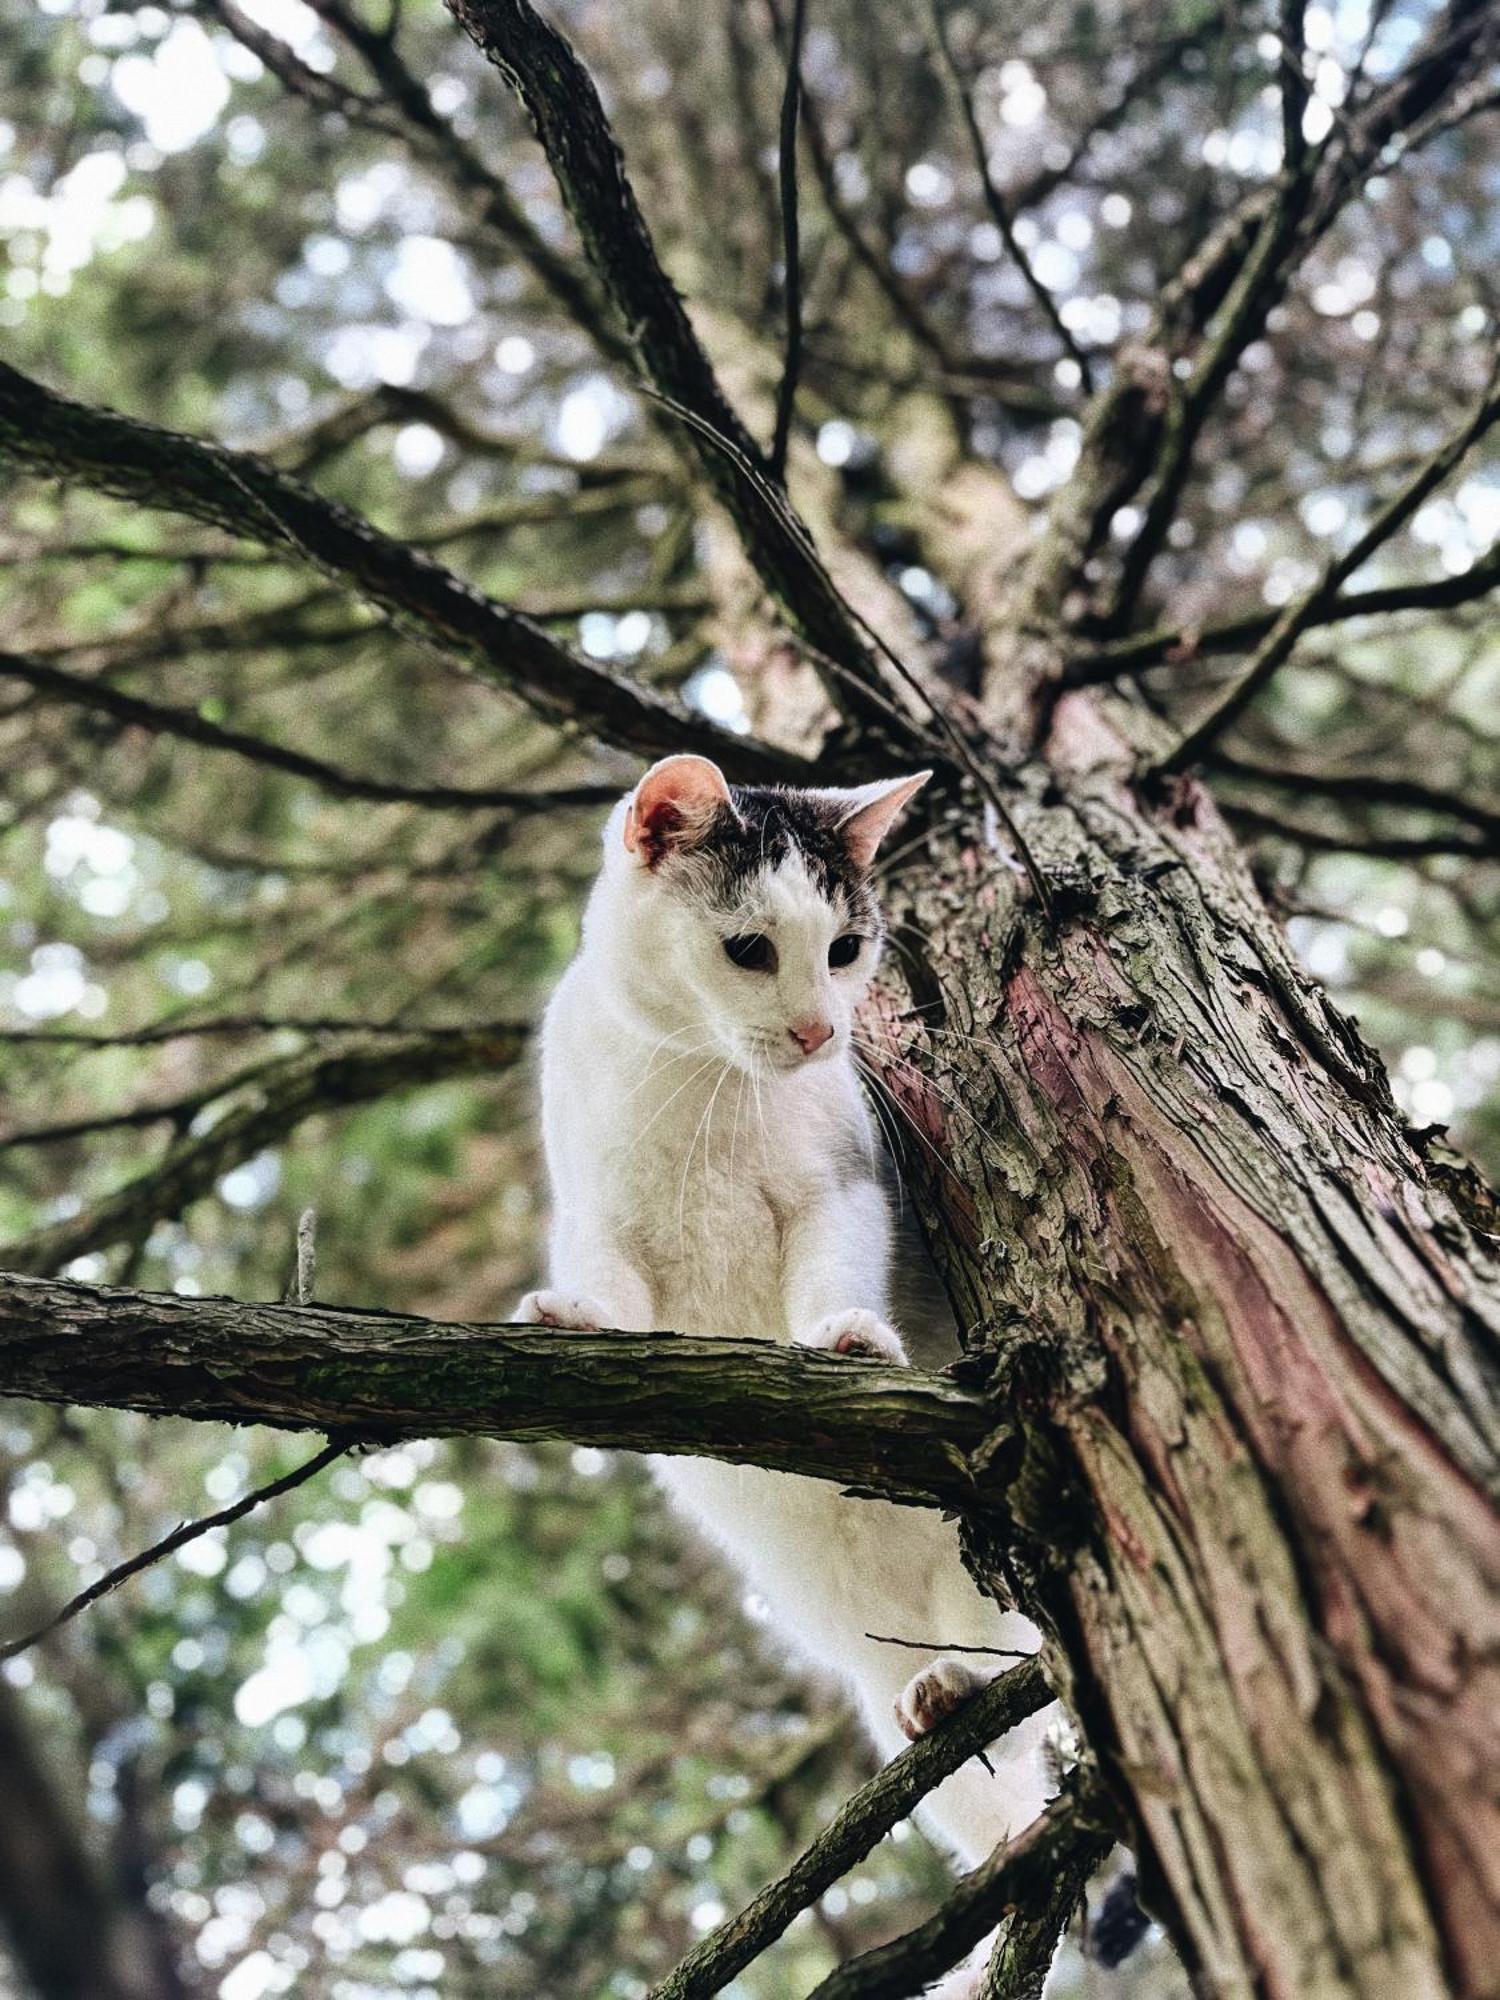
top-left (595, 755), bottom-right (929, 1072)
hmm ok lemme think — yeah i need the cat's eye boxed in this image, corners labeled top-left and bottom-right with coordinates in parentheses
top-left (723, 933), bottom-right (776, 972)
top-left (828, 933), bottom-right (865, 969)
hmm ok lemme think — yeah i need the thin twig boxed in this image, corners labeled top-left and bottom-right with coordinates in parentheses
top-left (770, 0), bottom-right (809, 481)
top-left (0, 1438), bottom-right (348, 1662)
top-left (866, 1630), bottom-right (1032, 1657)
top-left (924, 0), bottom-right (1094, 391)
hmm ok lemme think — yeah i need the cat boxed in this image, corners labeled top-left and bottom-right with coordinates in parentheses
top-left (516, 754), bottom-right (1056, 1993)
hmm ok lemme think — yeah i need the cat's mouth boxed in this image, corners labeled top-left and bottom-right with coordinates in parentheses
top-left (748, 1031), bottom-right (840, 1073)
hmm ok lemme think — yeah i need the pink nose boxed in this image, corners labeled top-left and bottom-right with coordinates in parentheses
top-left (789, 1018), bottom-right (834, 1055)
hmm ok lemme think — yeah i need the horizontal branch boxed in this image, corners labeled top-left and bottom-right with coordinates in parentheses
top-left (0, 361), bottom-right (801, 783)
top-left (0, 648), bottom-right (619, 815)
top-left (1210, 750), bottom-right (1500, 855)
top-left (1065, 544), bottom-right (1500, 683)
top-left (647, 1658), bottom-right (1054, 2000)
top-left (4, 1025), bottom-right (527, 1277)
top-left (0, 1274), bottom-right (1009, 1509)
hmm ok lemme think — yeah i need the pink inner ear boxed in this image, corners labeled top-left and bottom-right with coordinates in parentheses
top-left (840, 772), bottom-right (931, 868)
top-left (624, 755), bottom-right (733, 862)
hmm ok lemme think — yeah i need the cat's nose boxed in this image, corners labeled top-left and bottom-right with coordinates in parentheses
top-left (788, 1018), bottom-right (834, 1055)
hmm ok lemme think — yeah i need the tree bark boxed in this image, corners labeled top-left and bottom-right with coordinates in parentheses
top-left (0, 1272), bottom-right (1006, 1509)
top-left (867, 690), bottom-right (1500, 1999)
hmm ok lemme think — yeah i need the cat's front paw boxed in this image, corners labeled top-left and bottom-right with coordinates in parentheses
top-left (515, 1289), bottom-right (609, 1331)
top-left (894, 1655), bottom-right (988, 1741)
top-left (800, 1309), bottom-right (908, 1364)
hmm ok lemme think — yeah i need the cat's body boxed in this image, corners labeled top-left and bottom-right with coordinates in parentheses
top-left (519, 756), bottom-right (1055, 1958)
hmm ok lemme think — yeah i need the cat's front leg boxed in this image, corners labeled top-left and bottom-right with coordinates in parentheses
top-left (782, 1178), bottom-right (908, 1364)
top-left (800, 1307), bottom-right (908, 1364)
top-left (515, 1232), bottom-right (652, 1334)
top-left (894, 1654), bottom-right (991, 1741)
top-left (515, 1289), bottom-right (612, 1331)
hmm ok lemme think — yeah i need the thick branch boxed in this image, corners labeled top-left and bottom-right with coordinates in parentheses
top-left (975, 1816), bottom-right (1105, 2000)
top-left (0, 361), bottom-right (801, 782)
top-left (4, 1025), bottom-right (528, 1276)
top-left (648, 1659), bottom-right (1056, 2000)
top-left (0, 649), bottom-right (619, 815)
top-left (0, 1273), bottom-right (1009, 1509)
top-left (444, 0), bottom-right (905, 740)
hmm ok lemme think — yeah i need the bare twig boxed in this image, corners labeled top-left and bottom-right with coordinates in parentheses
top-left (1160, 364), bottom-right (1500, 772)
top-left (769, 0), bottom-right (809, 481)
top-left (866, 1631), bottom-right (1032, 1658)
top-left (924, 0), bottom-right (1094, 392)
top-left (0, 1437), bottom-right (348, 1663)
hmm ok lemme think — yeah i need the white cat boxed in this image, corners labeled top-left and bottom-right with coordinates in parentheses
top-left (517, 754), bottom-right (1055, 1992)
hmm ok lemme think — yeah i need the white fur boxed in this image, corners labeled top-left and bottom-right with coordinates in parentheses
top-left (519, 771), bottom-right (1055, 1876)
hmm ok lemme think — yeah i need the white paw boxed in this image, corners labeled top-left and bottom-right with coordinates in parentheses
top-left (894, 1656), bottom-right (989, 1742)
top-left (514, 1289), bottom-right (608, 1331)
top-left (801, 1309), bottom-right (908, 1364)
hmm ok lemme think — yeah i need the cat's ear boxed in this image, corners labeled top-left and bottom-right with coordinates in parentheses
top-left (624, 755), bottom-right (736, 864)
top-left (833, 771), bottom-right (931, 869)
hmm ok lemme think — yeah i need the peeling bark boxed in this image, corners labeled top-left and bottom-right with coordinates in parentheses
top-left (871, 687), bottom-right (1500, 1998)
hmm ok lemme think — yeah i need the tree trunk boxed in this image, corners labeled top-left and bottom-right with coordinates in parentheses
top-left (0, 1680), bottom-right (197, 2000)
top-left (871, 686), bottom-right (1500, 1999)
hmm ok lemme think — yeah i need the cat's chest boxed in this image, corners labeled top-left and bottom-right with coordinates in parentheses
top-left (609, 1070), bottom-right (804, 1324)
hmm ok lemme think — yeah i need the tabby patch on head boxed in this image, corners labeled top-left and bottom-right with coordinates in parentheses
top-left (625, 756), bottom-right (928, 894)
top-left (615, 755), bottom-right (930, 1072)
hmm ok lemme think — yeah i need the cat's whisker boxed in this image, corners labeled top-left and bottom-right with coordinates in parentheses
top-left (851, 1051), bottom-right (968, 1193)
top-left (728, 1064), bottom-right (748, 1213)
top-left (618, 1032), bottom-right (719, 1104)
top-left (853, 1035), bottom-right (1012, 1169)
top-left (679, 1057), bottom-right (733, 1248)
top-left (898, 1020), bottom-right (1015, 1065)
top-left (855, 1062), bottom-right (905, 1219)
top-left (625, 1053), bottom-right (726, 1158)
